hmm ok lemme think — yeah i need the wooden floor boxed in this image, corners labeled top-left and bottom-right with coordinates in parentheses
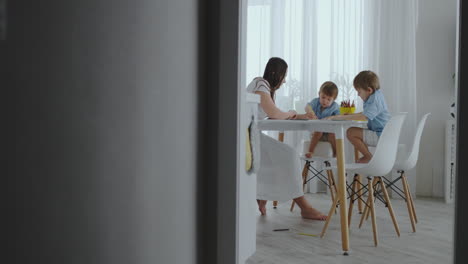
top-left (246, 193), bottom-right (455, 264)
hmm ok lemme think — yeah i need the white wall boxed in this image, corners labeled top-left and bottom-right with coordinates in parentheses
top-left (6, 1), bottom-right (199, 263)
top-left (135, 1), bottom-right (198, 262)
top-left (416, 0), bottom-right (458, 197)
top-left (238, 0), bottom-right (258, 263)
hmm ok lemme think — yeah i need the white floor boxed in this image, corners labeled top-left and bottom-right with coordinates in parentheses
top-left (246, 193), bottom-right (455, 264)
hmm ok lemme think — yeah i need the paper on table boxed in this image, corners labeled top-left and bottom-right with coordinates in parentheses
top-left (330, 119), bottom-right (367, 121)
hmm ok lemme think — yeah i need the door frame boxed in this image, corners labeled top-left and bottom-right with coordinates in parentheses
top-left (197, 0), bottom-right (241, 264)
top-left (200, 0), bottom-right (468, 263)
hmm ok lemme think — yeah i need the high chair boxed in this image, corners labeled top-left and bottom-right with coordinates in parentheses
top-left (320, 113), bottom-right (407, 246)
top-left (290, 140), bottom-right (338, 212)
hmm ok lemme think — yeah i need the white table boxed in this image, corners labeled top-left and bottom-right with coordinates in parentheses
top-left (258, 119), bottom-right (367, 254)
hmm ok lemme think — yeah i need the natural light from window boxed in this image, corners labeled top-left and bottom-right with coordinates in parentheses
top-left (246, 0), bottom-right (363, 112)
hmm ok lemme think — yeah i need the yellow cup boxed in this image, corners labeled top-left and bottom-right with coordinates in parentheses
top-left (339, 107), bottom-right (356, 115)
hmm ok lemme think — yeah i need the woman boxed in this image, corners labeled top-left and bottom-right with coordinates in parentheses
top-left (246, 57), bottom-right (327, 220)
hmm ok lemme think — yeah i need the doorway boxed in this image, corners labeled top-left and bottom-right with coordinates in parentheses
top-left (235, 0), bottom-right (461, 263)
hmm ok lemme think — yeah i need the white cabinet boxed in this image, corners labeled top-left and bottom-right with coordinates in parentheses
top-left (237, 93), bottom-right (260, 263)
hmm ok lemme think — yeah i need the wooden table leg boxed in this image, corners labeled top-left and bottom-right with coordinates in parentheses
top-left (274, 132), bottom-right (285, 208)
top-left (336, 138), bottom-right (349, 253)
top-left (278, 132), bottom-right (285, 142)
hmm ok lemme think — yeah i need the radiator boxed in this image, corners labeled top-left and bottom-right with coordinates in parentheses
top-left (444, 119), bottom-right (456, 203)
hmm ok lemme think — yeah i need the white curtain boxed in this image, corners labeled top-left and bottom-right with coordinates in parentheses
top-left (361, 0), bottom-right (419, 190)
top-left (361, 0), bottom-right (419, 149)
top-left (246, 0), bottom-right (419, 166)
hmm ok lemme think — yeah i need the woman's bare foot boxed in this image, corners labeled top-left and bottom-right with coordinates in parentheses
top-left (305, 152), bottom-right (314, 158)
top-left (257, 199), bottom-right (267, 215)
top-left (300, 207), bottom-right (327, 220)
top-left (357, 155), bottom-right (372, 163)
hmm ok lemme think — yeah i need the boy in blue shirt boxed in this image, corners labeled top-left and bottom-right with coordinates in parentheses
top-left (304, 81), bottom-right (340, 158)
top-left (325, 70), bottom-right (390, 163)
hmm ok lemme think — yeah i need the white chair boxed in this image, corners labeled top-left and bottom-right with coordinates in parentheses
top-left (381, 113), bottom-right (430, 233)
top-left (320, 113), bottom-right (407, 247)
top-left (290, 140), bottom-right (337, 212)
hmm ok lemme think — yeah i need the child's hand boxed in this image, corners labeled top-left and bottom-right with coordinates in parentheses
top-left (324, 115), bottom-right (339, 120)
top-left (305, 112), bottom-right (318, 120)
top-left (329, 115), bottom-right (347, 120)
top-left (305, 104), bottom-right (315, 114)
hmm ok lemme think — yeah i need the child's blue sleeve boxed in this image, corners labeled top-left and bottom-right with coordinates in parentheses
top-left (363, 95), bottom-right (380, 120)
top-left (332, 103), bottom-right (340, 116)
top-left (306, 98), bottom-right (318, 112)
top-left (309, 98), bottom-right (318, 107)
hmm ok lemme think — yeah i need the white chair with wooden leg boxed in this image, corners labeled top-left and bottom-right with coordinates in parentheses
top-left (290, 140), bottom-right (337, 212)
top-left (381, 113), bottom-right (430, 233)
top-left (352, 148), bottom-right (365, 214)
top-left (321, 113), bottom-right (407, 246)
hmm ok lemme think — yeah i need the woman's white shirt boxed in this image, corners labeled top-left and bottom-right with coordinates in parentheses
top-left (246, 77), bottom-right (304, 201)
top-left (246, 77), bottom-right (270, 120)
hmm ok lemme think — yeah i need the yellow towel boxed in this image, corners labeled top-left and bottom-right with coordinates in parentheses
top-left (245, 128), bottom-right (253, 171)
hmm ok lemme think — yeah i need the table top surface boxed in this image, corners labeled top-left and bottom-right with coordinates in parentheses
top-left (258, 119), bottom-right (367, 130)
top-left (258, 119), bottom-right (367, 131)
top-left (258, 119), bottom-right (367, 125)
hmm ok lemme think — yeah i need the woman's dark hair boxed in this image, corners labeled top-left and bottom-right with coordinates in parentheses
top-left (263, 57), bottom-right (288, 100)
